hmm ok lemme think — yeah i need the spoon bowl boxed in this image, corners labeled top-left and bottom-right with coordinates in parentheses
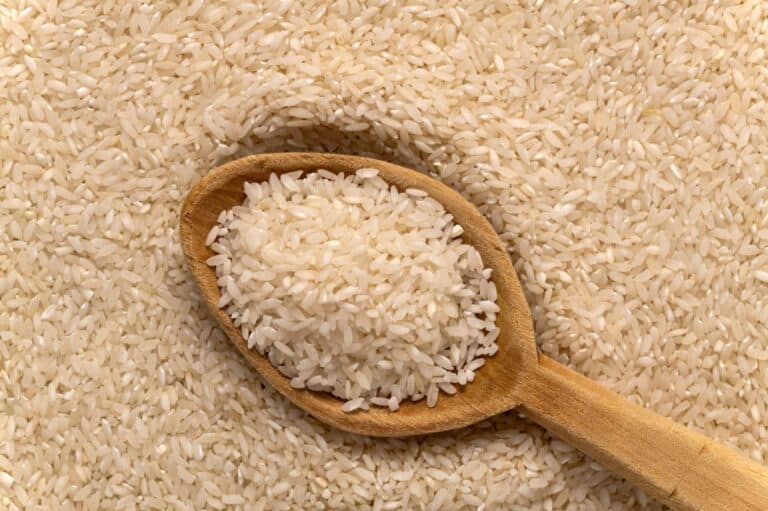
top-left (181, 153), bottom-right (768, 511)
top-left (180, 152), bottom-right (538, 436)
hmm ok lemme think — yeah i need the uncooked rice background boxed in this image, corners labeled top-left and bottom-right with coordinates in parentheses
top-left (1, 0), bottom-right (767, 509)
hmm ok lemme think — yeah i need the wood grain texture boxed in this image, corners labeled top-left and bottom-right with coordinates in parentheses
top-left (518, 356), bottom-right (768, 511)
top-left (180, 153), bottom-right (768, 510)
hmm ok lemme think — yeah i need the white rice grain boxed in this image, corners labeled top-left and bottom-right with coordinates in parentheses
top-left (208, 173), bottom-right (499, 410)
top-left (4, 0), bottom-right (768, 509)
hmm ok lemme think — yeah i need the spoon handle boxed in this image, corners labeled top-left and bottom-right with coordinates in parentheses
top-left (517, 355), bottom-right (768, 511)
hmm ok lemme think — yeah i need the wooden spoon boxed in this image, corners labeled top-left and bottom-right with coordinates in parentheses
top-left (180, 152), bottom-right (768, 511)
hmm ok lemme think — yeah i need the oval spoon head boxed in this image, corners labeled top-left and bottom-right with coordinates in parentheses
top-left (180, 153), bottom-right (538, 436)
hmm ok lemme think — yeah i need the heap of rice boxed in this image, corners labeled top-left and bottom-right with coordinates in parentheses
top-left (2, 0), bottom-right (767, 509)
top-left (206, 169), bottom-right (499, 412)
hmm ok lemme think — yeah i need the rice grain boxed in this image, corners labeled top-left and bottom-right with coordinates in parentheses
top-left (2, 0), bottom-right (767, 509)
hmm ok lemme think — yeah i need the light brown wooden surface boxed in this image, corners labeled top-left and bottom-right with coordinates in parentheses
top-left (519, 356), bottom-right (768, 511)
top-left (180, 153), bottom-right (768, 510)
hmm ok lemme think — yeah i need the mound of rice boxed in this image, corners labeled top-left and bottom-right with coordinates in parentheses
top-left (206, 168), bottom-right (500, 412)
top-left (2, 0), bottom-right (767, 509)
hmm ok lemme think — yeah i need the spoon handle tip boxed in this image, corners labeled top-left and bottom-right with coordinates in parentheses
top-left (518, 355), bottom-right (768, 511)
